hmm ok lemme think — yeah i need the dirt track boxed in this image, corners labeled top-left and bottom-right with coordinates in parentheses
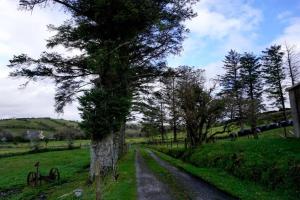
top-left (148, 150), bottom-right (238, 200)
top-left (135, 150), bottom-right (174, 200)
top-left (136, 149), bottom-right (238, 200)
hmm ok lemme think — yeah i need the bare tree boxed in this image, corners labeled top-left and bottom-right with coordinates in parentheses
top-left (177, 66), bottom-right (225, 147)
top-left (284, 43), bottom-right (300, 86)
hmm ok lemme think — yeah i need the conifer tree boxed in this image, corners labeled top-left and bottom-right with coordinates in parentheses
top-left (240, 52), bottom-right (263, 138)
top-left (219, 50), bottom-right (244, 130)
top-left (159, 68), bottom-right (180, 142)
top-left (261, 45), bottom-right (287, 136)
top-left (9, 2), bottom-right (197, 198)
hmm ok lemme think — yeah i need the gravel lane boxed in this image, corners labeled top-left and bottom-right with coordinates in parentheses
top-left (135, 150), bottom-right (174, 200)
top-left (148, 150), bottom-right (238, 200)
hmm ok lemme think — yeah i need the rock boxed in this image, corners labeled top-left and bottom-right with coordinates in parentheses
top-left (73, 188), bottom-right (83, 198)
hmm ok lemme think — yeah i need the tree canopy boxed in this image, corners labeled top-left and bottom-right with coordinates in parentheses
top-left (9, 0), bottom-right (197, 139)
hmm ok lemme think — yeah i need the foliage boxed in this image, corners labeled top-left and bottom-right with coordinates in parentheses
top-left (159, 68), bottom-right (181, 141)
top-left (219, 50), bottom-right (244, 127)
top-left (29, 137), bottom-right (41, 151)
top-left (261, 45), bottom-right (286, 109)
top-left (0, 129), bottom-right (13, 142)
top-left (55, 126), bottom-right (83, 141)
top-left (261, 45), bottom-right (288, 136)
top-left (176, 66), bottom-right (225, 146)
top-left (239, 52), bottom-right (263, 137)
top-left (10, 0), bottom-right (197, 141)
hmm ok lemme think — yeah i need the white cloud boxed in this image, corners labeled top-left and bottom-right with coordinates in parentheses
top-left (187, 0), bottom-right (262, 40)
top-left (273, 17), bottom-right (300, 49)
top-left (0, 0), bottom-right (80, 120)
top-left (203, 61), bottom-right (224, 81)
top-left (168, 0), bottom-right (262, 73)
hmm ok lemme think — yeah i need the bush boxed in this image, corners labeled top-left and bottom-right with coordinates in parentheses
top-left (54, 127), bottom-right (85, 141)
top-left (29, 138), bottom-right (41, 151)
top-left (56, 127), bottom-right (84, 148)
top-left (0, 130), bottom-right (13, 142)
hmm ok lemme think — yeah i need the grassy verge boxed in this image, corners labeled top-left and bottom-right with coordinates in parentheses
top-left (148, 127), bottom-right (300, 199)
top-left (139, 148), bottom-right (190, 200)
top-left (1, 148), bottom-right (137, 200)
top-left (152, 149), bottom-right (295, 200)
top-left (102, 148), bottom-right (137, 200)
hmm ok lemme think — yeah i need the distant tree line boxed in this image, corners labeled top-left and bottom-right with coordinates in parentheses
top-left (220, 44), bottom-right (299, 138)
top-left (0, 127), bottom-right (86, 143)
top-left (138, 44), bottom-right (299, 146)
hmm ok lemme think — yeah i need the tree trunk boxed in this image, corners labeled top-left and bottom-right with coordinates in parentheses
top-left (90, 134), bottom-right (117, 200)
top-left (160, 102), bottom-right (165, 142)
top-left (118, 121), bottom-right (126, 157)
top-left (278, 80), bottom-right (288, 137)
top-left (172, 76), bottom-right (177, 142)
top-left (90, 140), bottom-right (102, 200)
top-left (236, 92), bottom-right (244, 131)
top-left (249, 79), bottom-right (258, 139)
top-left (173, 122), bottom-right (177, 142)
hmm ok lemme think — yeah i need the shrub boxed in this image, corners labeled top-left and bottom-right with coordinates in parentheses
top-left (0, 130), bottom-right (13, 142)
top-left (55, 127), bottom-right (85, 141)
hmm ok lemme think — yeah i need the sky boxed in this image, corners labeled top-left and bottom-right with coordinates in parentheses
top-left (0, 0), bottom-right (300, 121)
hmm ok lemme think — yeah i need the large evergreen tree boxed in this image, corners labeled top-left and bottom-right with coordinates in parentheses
top-left (219, 50), bottom-right (244, 129)
top-left (159, 68), bottom-right (181, 142)
top-left (240, 52), bottom-right (263, 138)
top-left (139, 92), bottom-right (163, 141)
top-left (261, 45), bottom-right (287, 136)
top-left (9, 1), bottom-right (197, 196)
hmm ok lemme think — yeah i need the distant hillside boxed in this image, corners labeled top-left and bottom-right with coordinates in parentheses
top-left (0, 118), bottom-right (79, 137)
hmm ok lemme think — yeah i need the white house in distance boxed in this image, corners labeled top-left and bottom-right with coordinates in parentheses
top-left (26, 130), bottom-right (45, 140)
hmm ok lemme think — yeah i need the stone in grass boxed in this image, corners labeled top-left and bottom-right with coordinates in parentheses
top-left (73, 188), bottom-right (83, 198)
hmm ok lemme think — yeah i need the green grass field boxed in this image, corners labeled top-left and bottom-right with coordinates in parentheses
top-left (1, 125), bottom-right (299, 199)
top-left (0, 140), bottom-right (90, 156)
top-left (0, 147), bottom-right (136, 200)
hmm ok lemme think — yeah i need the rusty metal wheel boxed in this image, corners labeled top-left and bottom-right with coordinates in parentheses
top-left (27, 171), bottom-right (38, 186)
top-left (49, 168), bottom-right (60, 181)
